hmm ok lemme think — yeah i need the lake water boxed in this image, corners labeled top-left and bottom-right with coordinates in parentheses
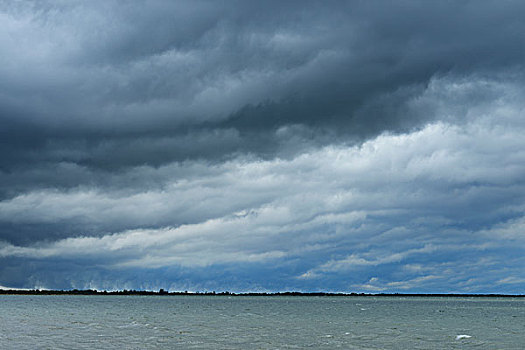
top-left (0, 295), bottom-right (523, 349)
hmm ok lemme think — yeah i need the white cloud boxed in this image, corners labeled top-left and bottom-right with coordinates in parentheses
top-left (1, 72), bottom-right (525, 290)
top-left (301, 245), bottom-right (439, 277)
top-left (1, 86), bottom-right (524, 276)
top-left (353, 275), bottom-right (442, 291)
top-left (497, 277), bottom-right (525, 285)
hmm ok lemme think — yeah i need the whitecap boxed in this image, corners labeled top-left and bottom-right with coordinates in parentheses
top-left (455, 334), bottom-right (472, 340)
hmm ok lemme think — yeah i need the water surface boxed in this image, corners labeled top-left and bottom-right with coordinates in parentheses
top-left (0, 295), bottom-right (523, 349)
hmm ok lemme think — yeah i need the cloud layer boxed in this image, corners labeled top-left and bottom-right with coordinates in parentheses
top-left (1, 1), bottom-right (525, 292)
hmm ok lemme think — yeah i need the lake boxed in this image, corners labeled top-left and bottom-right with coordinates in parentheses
top-left (0, 295), bottom-right (523, 349)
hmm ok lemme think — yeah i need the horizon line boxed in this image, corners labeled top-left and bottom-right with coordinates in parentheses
top-left (1, 289), bottom-right (524, 297)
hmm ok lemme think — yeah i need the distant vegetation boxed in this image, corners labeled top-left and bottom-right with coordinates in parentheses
top-left (0, 289), bottom-right (523, 297)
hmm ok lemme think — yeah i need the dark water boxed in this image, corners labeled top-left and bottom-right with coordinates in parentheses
top-left (0, 295), bottom-right (524, 349)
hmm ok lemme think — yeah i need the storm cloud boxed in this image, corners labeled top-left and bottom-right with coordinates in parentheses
top-left (1, 0), bottom-right (525, 292)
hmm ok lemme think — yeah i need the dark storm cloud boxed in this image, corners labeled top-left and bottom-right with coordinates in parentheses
top-left (2, 1), bottom-right (525, 292)
top-left (1, 0), bottom-right (525, 178)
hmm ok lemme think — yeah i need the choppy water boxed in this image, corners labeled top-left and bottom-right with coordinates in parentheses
top-left (0, 295), bottom-right (524, 349)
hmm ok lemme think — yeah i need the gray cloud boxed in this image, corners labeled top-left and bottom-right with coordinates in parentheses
top-left (1, 1), bottom-right (525, 292)
top-left (2, 1), bottom-right (525, 177)
top-left (1, 74), bottom-right (525, 291)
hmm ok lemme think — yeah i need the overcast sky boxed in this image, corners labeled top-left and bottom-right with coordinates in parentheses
top-left (1, 0), bottom-right (525, 293)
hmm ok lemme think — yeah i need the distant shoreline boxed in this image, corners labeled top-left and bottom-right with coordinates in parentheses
top-left (1, 289), bottom-right (524, 297)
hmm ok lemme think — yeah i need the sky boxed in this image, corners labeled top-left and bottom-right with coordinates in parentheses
top-left (1, 0), bottom-right (525, 293)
